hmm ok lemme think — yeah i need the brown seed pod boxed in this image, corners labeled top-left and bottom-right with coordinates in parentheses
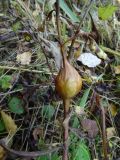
top-left (55, 56), bottom-right (82, 99)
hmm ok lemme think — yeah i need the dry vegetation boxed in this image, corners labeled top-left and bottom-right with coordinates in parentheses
top-left (0, 0), bottom-right (120, 160)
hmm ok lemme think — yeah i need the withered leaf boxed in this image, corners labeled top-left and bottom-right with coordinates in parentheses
top-left (81, 118), bottom-right (98, 138)
top-left (1, 111), bottom-right (17, 136)
top-left (16, 51), bottom-right (32, 65)
top-left (106, 127), bottom-right (116, 139)
top-left (114, 65), bottom-right (120, 74)
top-left (0, 146), bottom-right (6, 160)
top-left (32, 128), bottom-right (43, 141)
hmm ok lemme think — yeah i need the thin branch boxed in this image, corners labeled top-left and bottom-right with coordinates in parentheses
top-left (0, 139), bottom-right (61, 158)
top-left (0, 65), bottom-right (55, 75)
top-left (100, 103), bottom-right (108, 160)
top-left (96, 94), bottom-right (108, 160)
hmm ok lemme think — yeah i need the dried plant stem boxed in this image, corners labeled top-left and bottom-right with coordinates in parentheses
top-left (63, 99), bottom-right (70, 160)
top-left (0, 65), bottom-right (54, 75)
top-left (100, 104), bottom-right (108, 160)
top-left (100, 45), bottom-right (120, 57)
top-left (96, 94), bottom-right (108, 160)
top-left (0, 139), bottom-right (61, 158)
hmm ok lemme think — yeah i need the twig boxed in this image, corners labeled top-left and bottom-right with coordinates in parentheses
top-left (0, 139), bottom-right (61, 158)
top-left (0, 65), bottom-right (55, 75)
top-left (100, 46), bottom-right (120, 57)
top-left (100, 103), bottom-right (108, 160)
top-left (96, 94), bottom-right (108, 160)
top-left (0, 88), bottom-right (23, 96)
top-left (68, 0), bottom-right (93, 62)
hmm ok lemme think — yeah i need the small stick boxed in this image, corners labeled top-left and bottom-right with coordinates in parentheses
top-left (0, 139), bottom-right (61, 158)
top-left (0, 65), bottom-right (55, 75)
top-left (100, 45), bottom-right (120, 57)
top-left (100, 103), bottom-right (108, 160)
top-left (96, 94), bottom-right (108, 160)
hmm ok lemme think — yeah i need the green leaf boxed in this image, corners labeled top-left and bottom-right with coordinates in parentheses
top-left (36, 153), bottom-right (60, 160)
top-left (42, 105), bottom-right (55, 120)
top-left (72, 116), bottom-right (79, 128)
top-left (0, 75), bottom-right (12, 90)
top-left (79, 88), bottom-right (91, 108)
top-left (36, 155), bottom-right (48, 160)
top-left (0, 119), bottom-right (5, 132)
top-left (8, 97), bottom-right (24, 114)
top-left (51, 153), bottom-right (60, 160)
top-left (59, 0), bottom-right (79, 22)
top-left (98, 5), bottom-right (118, 20)
top-left (72, 141), bottom-right (91, 160)
top-left (12, 21), bottom-right (22, 32)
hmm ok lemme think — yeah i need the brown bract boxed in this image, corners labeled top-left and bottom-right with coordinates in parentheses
top-left (55, 58), bottom-right (82, 99)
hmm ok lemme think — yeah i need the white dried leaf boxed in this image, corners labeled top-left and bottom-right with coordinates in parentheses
top-left (50, 42), bottom-right (62, 70)
top-left (74, 106), bottom-right (85, 116)
top-left (106, 127), bottom-right (116, 139)
top-left (77, 53), bottom-right (101, 68)
top-left (16, 52), bottom-right (32, 65)
top-left (42, 41), bottom-right (62, 70)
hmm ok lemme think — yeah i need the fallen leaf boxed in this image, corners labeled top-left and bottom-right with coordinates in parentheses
top-left (33, 128), bottom-right (43, 140)
top-left (89, 38), bottom-right (108, 60)
top-left (74, 106), bottom-right (85, 116)
top-left (42, 41), bottom-right (62, 70)
top-left (81, 119), bottom-right (99, 138)
top-left (1, 111), bottom-right (17, 136)
top-left (0, 137), bottom-right (13, 160)
top-left (16, 51), bottom-right (32, 65)
top-left (48, 42), bottom-right (62, 70)
top-left (109, 103), bottom-right (118, 117)
top-left (114, 65), bottom-right (120, 74)
top-left (77, 53), bottom-right (101, 68)
top-left (0, 146), bottom-right (6, 160)
top-left (106, 127), bottom-right (115, 139)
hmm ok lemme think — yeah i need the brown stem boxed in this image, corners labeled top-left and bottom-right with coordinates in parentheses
top-left (56, 0), bottom-right (62, 44)
top-left (96, 94), bottom-right (108, 160)
top-left (100, 104), bottom-right (108, 160)
top-left (63, 99), bottom-right (70, 160)
top-left (0, 139), bottom-right (61, 158)
top-left (56, 0), bottom-right (67, 69)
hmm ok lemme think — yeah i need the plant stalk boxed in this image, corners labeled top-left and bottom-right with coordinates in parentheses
top-left (101, 104), bottom-right (108, 160)
top-left (63, 99), bottom-right (70, 160)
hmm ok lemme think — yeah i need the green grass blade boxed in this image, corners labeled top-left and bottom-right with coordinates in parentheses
top-left (79, 87), bottom-right (91, 108)
top-left (59, 0), bottom-right (79, 22)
